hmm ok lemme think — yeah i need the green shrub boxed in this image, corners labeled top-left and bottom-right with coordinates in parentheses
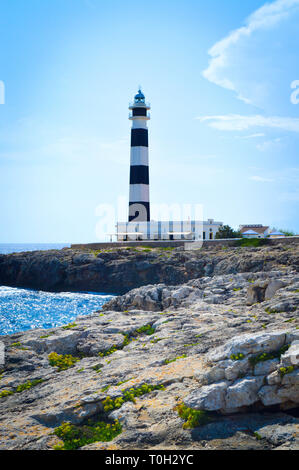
top-left (98, 345), bottom-right (118, 357)
top-left (136, 324), bottom-right (155, 335)
top-left (0, 379), bottom-right (44, 398)
top-left (215, 225), bottom-right (241, 239)
top-left (230, 353), bottom-right (245, 361)
top-left (62, 323), bottom-right (77, 330)
top-left (237, 238), bottom-right (269, 248)
top-left (53, 419), bottom-right (122, 450)
top-left (279, 366), bottom-right (294, 377)
top-left (175, 403), bottom-right (211, 429)
top-left (98, 325), bottom-right (155, 358)
top-left (0, 390), bottom-right (14, 398)
top-left (279, 229), bottom-right (295, 237)
top-left (15, 379), bottom-right (44, 393)
top-left (102, 383), bottom-right (165, 412)
top-left (48, 352), bottom-right (80, 371)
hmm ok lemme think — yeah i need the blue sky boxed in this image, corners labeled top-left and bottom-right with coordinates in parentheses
top-left (0, 0), bottom-right (298, 242)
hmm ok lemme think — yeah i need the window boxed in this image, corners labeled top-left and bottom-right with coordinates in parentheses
top-left (203, 232), bottom-right (206, 240)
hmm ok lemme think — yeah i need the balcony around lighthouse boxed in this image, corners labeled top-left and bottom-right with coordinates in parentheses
top-left (129, 111), bottom-right (151, 120)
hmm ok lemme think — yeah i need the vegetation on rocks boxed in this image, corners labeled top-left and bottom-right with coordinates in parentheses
top-left (53, 419), bottom-right (122, 450)
top-left (237, 238), bottom-right (269, 248)
top-left (98, 346), bottom-right (118, 358)
top-left (230, 353), bottom-right (245, 361)
top-left (102, 383), bottom-right (165, 412)
top-left (0, 390), bottom-right (14, 398)
top-left (279, 366), bottom-right (294, 377)
top-left (0, 379), bottom-right (44, 399)
top-left (135, 324), bottom-right (155, 335)
top-left (48, 352), bottom-right (80, 371)
top-left (175, 403), bottom-right (211, 429)
top-left (62, 323), bottom-right (78, 330)
top-left (15, 379), bottom-right (44, 393)
top-left (248, 345), bottom-right (290, 367)
top-left (98, 325), bottom-right (155, 357)
top-left (165, 354), bottom-right (187, 364)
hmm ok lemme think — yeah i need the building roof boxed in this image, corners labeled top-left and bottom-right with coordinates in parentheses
top-left (269, 231), bottom-right (285, 236)
top-left (240, 225), bottom-right (269, 235)
top-left (242, 230), bottom-right (259, 235)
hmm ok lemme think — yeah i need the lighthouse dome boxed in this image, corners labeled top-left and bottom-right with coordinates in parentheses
top-left (134, 89), bottom-right (145, 103)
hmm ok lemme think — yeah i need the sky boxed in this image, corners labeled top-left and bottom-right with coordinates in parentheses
top-left (0, 0), bottom-right (298, 242)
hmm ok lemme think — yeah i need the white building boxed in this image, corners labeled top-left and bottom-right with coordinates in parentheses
top-left (116, 219), bottom-right (223, 242)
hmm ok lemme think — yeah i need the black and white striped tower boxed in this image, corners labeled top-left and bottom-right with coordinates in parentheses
top-left (128, 89), bottom-right (151, 222)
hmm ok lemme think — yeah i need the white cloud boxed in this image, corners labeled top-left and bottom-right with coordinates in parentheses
top-left (240, 133), bottom-right (266, 139)
top-left (249, 176), bottom-right (275, 182)
top-left (202, 0), bottom-right (299, 106)
top-left (256, 138), bottom-right (281, 151)
top-left (197, 114), bottom-right (299, 132)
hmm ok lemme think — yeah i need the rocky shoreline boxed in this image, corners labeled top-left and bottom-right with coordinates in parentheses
top-left (0, 244), bottom-right (298, 450)
top-left (0, 242), bottom-right (298, 294)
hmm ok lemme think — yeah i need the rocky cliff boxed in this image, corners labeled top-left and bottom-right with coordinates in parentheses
top-left (0, 243), bottom-right (298, 294)
top-left (0, 244), bottom-right (298, 450)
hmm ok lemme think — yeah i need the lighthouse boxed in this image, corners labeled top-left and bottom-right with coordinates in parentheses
top-left (114, 90), bottom-right (224, 243)
top-left (128, 89), bottom-right (151, 222)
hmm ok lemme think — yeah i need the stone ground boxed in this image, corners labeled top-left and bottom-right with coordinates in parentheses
top-left (0, 267), bottom-right (298, 450)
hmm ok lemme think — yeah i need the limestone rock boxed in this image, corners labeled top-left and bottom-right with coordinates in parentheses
top-left (184, 382), bottom-right (229, 411)
top-left (254, 359), bottom-right (279, 376)
top-left (225, 376), bottom-right (264, 409)
top-left (208, 331), bottom-right (287, 362)
top-left (247, 281), bottom-right (269, 305)
top-left (265, 280), bottom-right (287, 300)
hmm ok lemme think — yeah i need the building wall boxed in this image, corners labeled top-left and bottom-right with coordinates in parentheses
top-left (116, 220), bottom-right (223, 241)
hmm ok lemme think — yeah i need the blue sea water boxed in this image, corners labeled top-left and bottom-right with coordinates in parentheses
top-left (0, 243), bottom-right (115, 335)
top-left (0, 287), bottom-right (114, 336)
top-left (0, 243), bottom-right (70, 254)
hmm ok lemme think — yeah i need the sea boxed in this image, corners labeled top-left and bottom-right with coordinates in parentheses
top-left (0, 243), bottom-right (115, 336)
top-left (0, 243), bottom-right (71, 255)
